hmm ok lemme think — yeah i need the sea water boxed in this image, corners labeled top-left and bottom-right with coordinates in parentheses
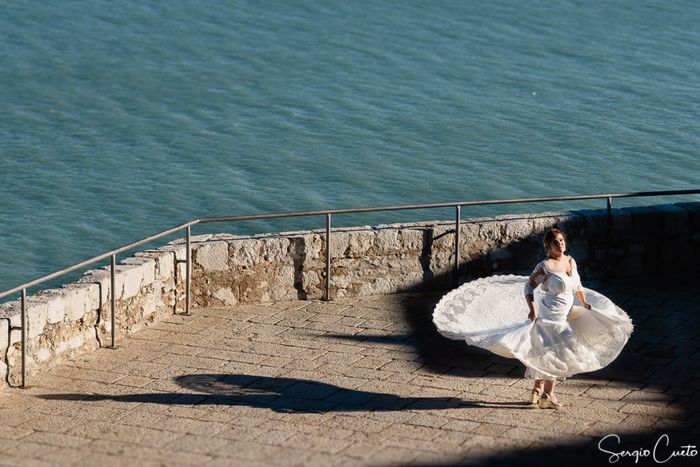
top-left (1, 0), bottom-right (698, 292)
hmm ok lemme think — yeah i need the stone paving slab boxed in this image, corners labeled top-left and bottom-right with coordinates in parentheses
top-left (1, 275), bottom-right (699, 466)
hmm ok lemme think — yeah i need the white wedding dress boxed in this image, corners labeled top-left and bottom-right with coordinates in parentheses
top-left (433, 258), bottom-right (634, 381)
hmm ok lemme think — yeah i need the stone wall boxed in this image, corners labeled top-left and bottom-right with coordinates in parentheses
top-left (1, 201), bottom-right (698, 389)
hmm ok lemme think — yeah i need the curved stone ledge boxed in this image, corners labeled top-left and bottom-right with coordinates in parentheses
top-left (1, 201), bottom-right (698, 388)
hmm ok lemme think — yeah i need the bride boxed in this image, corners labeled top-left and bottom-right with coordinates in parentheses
top-left (433, 228), bottom-right (634, 410)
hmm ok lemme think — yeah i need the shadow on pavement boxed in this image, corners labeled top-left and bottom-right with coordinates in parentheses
top-left (320, 270), bottom-right (700, 466)
top-left (401, 273), bottom-right (700, 466)
top-left (40, 373), bottom-right (538, 413)
top-left (36, 271), bottom-right (699, 466)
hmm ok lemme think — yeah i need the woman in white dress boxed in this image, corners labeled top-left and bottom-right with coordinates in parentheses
top-left (525, 228), bottom-right (590, 409)
top-left (433, 228), bottom-right (634, 410)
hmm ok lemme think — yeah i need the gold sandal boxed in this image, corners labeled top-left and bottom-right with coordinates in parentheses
top-left (530, 388), bottom-right (543, 404)
top-left (538, 393), bottom-right (564, 410)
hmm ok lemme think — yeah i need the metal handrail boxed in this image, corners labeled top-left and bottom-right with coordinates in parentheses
top-left (2, 187), bottom-right (699, 387)
top-left (197, 188), bottom-right (700, 221)
top-left (0, 220), bottom-right (198, 300)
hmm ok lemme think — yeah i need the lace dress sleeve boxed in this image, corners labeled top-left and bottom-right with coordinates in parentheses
top-left (524, 262), bottom-right (546, 297)
top-left (571, 257), bottom-right (584, 293)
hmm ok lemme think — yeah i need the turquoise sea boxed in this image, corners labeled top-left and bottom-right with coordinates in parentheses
top-left (1, 0), bottom-right (699, 293)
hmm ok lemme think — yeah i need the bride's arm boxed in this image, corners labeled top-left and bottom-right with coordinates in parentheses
top-left (524, 264), bottom-right (545, 321)
top-left (571, 257), bottom-right (592, 309)
top-left (575, 290), bottom-right (592, 309)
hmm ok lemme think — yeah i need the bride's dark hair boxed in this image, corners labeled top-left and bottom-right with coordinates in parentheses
top-left (543, 228), bottom-right (567, 252)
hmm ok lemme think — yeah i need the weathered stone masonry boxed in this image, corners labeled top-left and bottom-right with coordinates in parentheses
top-left (1, 202), bottom-right (698, 389)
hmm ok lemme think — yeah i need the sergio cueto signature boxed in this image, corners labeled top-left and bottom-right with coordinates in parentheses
top-left (598, 433), bottom-right (697, 464)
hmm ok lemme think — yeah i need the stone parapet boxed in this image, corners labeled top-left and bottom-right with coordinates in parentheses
top-left (0, 201), bottom-right (698, 389)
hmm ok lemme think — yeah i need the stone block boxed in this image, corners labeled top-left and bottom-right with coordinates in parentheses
top-left (67, 283), bottom-right (100, 320)
top-left (173, 260), bottom-right (187, 284)
top-left (191, 233), bottom-right (215, 243)
top-left (567, 242), bottom-right (588, 262)
top-left (557, 212), bottom-right (585, 236)
top-left (119, 264), bottom-right (144, 299)
top-left (358, 277), bottom-right (393, 295)
top-left (122, 257), bottom-right (156, 286)
top-left (621, 206), bottom-right (664, 238)
top-left (459, 222), bottom-right (480, 241)
top-left (160, 242), bottom-right (188, 266)
top-left (530, 214), bottom-right (562, 234)
top-left (141, 294), bottom-right (158, 318)
top-left (302, 271), bottom-right (321, 291)
top-left (26, 298), bottom-right (48, 339)
top-left (399, 228), bottom-right (425, 252)
top-left (652, 204), bottom-right (690, 235)
top-left (332, 274), bottom-right (352, 288)
top-left (68, 334), bottom-right (85, 349)
top-left (611, 208), bottom-right (632, 231)
top-left (230, 239), bottom-right (262, 269)
top-left (262, 237), bottom-right (291, 263)
top-left (431, 224), bottom-right (456, 250)
top-left (328, 232), bottom-right (350, 259)
top-left (428, 250), bottom-right (452, 275)
top-left (618, 256), bottom-right (643, 276)
top-left (489, 247), bottom-right (513, 260)
top-left (0, 318), bottom-right (9, 355)
top-left (461, 236), bottom-right (490, 259)
top-left (503, 217), bottom-right (533, 240)
top-left (78, 268), bottom-right (111, 306)
top-left (301, 234), bottom-right (323, 260)
top-left (479, 221), bottom-right (503, 242)
top-left (376, 229), bottom-right (400, 252)
top-left (574, 208), bottom-right (609, 236)
top-left (213, 287), bottom-right (238, 306)
top-left (61, 286), bottom-right (93, 322)
top-left (46, 294), bottom-right (66, 324)
top-left (9, 328), bottom-right (20, 346)
top-left (194, 241), bottom-right (229, 272)
top-left (681, 202), bottom-right (700, 223)
top-left (347, 230), bottom-right (375, 257)
top-left (239, 278), bottom-right (273, 304)
top-left (274, 265), bottom-right (295, 288)
top-left (0, 301), bottom-right (20, 328)
top-left (36, 348), bottom-right (51, 363)
top-left (152, 250), bottom-right (175, 281)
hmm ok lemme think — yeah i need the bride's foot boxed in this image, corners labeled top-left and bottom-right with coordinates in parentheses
top-left (530, 388), bottom-right (542, 404)
top-left (538, 393), bottom-right (564, 410)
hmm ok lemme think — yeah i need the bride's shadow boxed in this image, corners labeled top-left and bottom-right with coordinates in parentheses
top-left (39, 373), bottom-right (537, 412)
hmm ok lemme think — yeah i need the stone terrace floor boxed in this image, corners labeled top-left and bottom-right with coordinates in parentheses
top-left (1, 275), bottom-right (699, 467)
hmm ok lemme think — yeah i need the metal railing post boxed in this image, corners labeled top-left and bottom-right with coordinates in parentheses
top-left (110, 254), bottom-right (116, 348)
top-left (21, 288), bottom-right (26, 388)
top-left (185, 225), bottom-right (191, 315)
top-left (324, 213), bottom-right (331, 301)
top-left (454, 205), bottom-right (461, 288)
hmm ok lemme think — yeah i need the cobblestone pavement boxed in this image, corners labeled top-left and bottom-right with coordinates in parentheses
top-left (1, 275), bottom-right (699, 466)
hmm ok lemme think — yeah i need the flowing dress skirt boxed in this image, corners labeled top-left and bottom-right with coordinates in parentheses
top-left (432, 275), bottom-right (634, 380)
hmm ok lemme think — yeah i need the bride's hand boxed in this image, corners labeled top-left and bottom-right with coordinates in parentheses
top-left (583, 302), bottom-right (592, 310)
top-left (528, 310), bottom-right (537, 322)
